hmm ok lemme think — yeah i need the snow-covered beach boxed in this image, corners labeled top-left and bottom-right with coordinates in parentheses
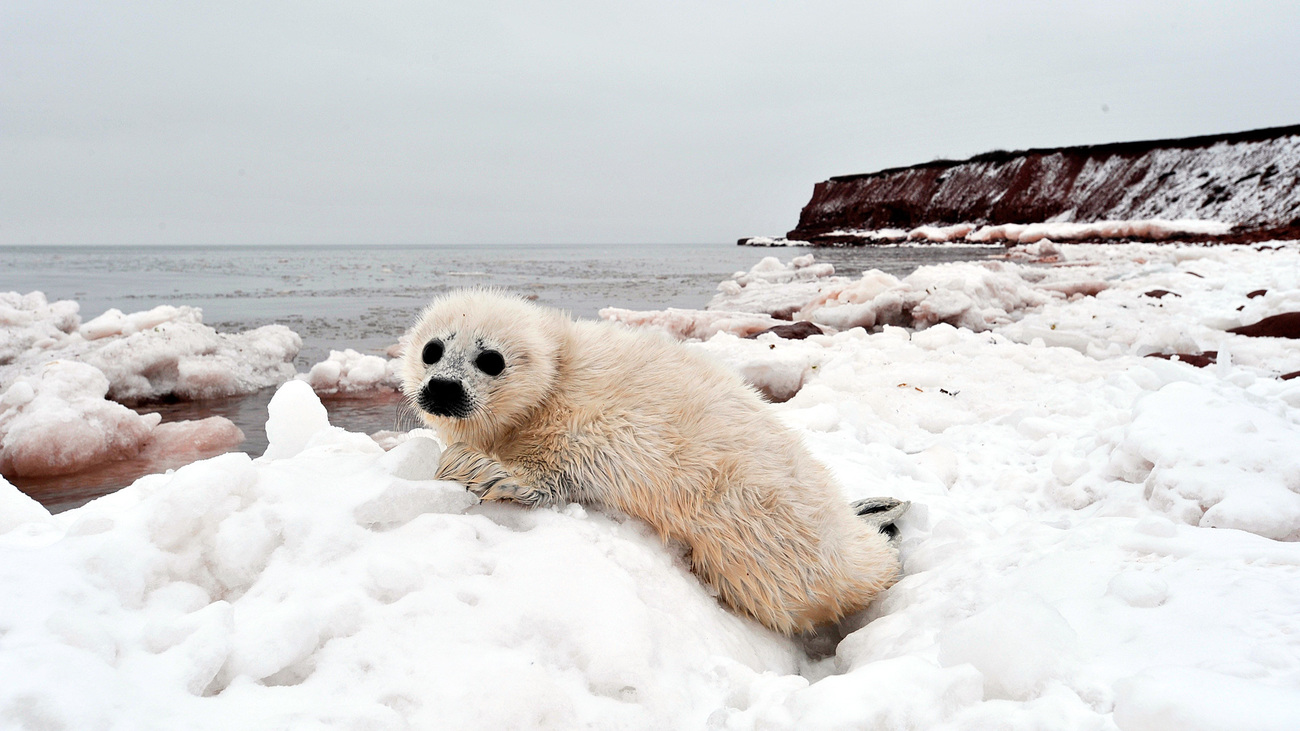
top-left (3, 241), bottom-right (1300, 729)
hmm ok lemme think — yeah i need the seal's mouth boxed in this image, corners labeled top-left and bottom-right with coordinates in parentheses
top-left (418, 378), bottom-right (473, 419)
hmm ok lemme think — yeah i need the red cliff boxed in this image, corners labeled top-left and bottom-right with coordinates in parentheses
top-left (783, 124), bottom-right (1300, 245)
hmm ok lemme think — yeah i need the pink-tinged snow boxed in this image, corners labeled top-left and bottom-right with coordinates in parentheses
top-left (3, 243), bottom-right (1300, 728)
top-left (0, 293), bottom-right (299, 477)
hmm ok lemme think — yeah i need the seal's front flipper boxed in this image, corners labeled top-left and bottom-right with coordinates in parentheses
top-left (850, 497), bottom-right (910, 546)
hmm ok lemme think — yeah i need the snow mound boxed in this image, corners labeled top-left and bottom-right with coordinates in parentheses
top-left (621, 255), bottom-right (1082, 340)
top-left (1113, 381), bottom-right (1300, 540)
top-left (0, 361), bottom-right (160, 477)
top-left (0, 291), bottom-right (80, 365)
top-left (0, 382), bottom-right (801, 729)
top-left (1, 291), bottom-right (301, 404)
top-left (707, 255), bottom-right (844, 317)
top-left (803, 261), bottom-right (1055, 332)
top-left (300, 348), bottom-right (402, 394)
top-left (909, 223), bottom-right (977, 243)
top-left (80, 321), bottom-right (301, 403)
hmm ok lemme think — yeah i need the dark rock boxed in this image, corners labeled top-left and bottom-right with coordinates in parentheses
top-left (1228, 312), bottom-right (1300, 339)
top-left (1146, 352), bottom-right (1218, 368)
top-left (1247, 289), bottom-right (1268, 298)
top-left (1282, 370), bottom-right (1300, 381)
top-left (746, 321), bottom-right (825, 340)
top-left (1144, 289), bottom-right (1180, 299)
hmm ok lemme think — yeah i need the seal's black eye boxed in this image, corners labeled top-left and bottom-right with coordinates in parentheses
top-left (421, 339), bottom-right (444, 365)
top-left (475, 350), bottom-right (505, 376)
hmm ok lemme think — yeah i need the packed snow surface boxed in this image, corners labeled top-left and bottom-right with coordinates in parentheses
top-left (4, 242), bottom-right (1300, 728)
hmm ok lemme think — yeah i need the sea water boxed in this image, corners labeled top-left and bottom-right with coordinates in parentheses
top-left (1, 242), bottom-right (994, 508)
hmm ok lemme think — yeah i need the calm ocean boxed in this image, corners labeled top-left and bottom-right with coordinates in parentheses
top-left (2, 242), bottom-right (994, 509)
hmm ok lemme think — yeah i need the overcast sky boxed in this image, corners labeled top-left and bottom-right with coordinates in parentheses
top-left (3, 1), bottom-right (1298, 246)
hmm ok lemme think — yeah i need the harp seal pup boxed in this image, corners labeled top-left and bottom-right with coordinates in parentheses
top-left (401, 289), bottom-right (905, 634)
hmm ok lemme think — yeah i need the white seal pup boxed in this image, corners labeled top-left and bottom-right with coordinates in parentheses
top-left (401, 289), bottom-right (905, 634)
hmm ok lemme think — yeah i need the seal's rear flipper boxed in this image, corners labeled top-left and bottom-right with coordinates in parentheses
top-left (850, 497), bottom-right (910, 546)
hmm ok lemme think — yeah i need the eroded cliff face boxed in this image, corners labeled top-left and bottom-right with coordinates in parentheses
top-left (786, 124), bottom-right (1300, 244)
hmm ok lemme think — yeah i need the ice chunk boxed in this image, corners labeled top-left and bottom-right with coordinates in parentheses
top-left (140, 418), bottom-right (245, 462)
top-left (260, 380), bottom-right (332, 461)
top-left (375, 435), bottom-right (443, 481)
top-left (0, 361), bottom-right (159, 476)
top-left (599, 307), bottom-right (786, 340)
top-left (79, 305), bottom-right (202, 341)
top-left (300, 348), bottom-right (401, 394)
top-left (0, 292), bottom-right (80, 364)
top-left (706, 255), bottom-right (844, 317)
top-left (909, 223), bottom-right (976, 242)
top-left (83, 322), bottom-right (300, 403)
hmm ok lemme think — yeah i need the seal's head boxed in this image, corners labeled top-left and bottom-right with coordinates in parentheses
top-left (401, 289), bottom-right (563, 444)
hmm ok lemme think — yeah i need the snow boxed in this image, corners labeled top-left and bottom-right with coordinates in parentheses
top-left (298, 348), bottom-right (402, 395)
top-left (4, 242), bottom-right (1300, 728)
top-left (909, 223), bottom-right (977, 242)
top-left (599, 307), bottom-right (787, 341)
top-left (0, 292), bottom-right (301, 405)
top-left (821, 228), bottom-right (912, 243)
top-left (750, 219), bottom-right (1236, 247)
top-left (968, 219), bottom-right (1234, 244)
top-left (0, 291), bottom-right (80, 365)
top-left (0, 361), bottom-right (161, 477)
top-left (0, 293), bottom-right (298, 477)
top-left (739, 237), bottom-right (813, 247)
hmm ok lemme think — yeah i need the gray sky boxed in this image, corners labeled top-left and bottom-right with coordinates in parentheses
top-left (3, 1), bottom-right (1299, 245)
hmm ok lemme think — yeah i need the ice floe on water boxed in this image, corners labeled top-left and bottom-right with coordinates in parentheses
top-left (3, 242), bottom-right (1300, 728)
top-left (0, 293), bottom-right (298, 477)
top-left (298, 348), bottom-right (403, 395)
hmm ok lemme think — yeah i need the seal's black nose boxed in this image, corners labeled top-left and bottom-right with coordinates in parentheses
top-left (419, 378), bottom-right (470, 418)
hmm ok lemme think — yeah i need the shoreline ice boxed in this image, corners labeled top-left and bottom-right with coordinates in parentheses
top-left (742, 218), bottom-right (1238, 246)
top-left (3, 242), bottom-right (1300, 728)
top-left (0, 293), bottom-right (300, 479)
